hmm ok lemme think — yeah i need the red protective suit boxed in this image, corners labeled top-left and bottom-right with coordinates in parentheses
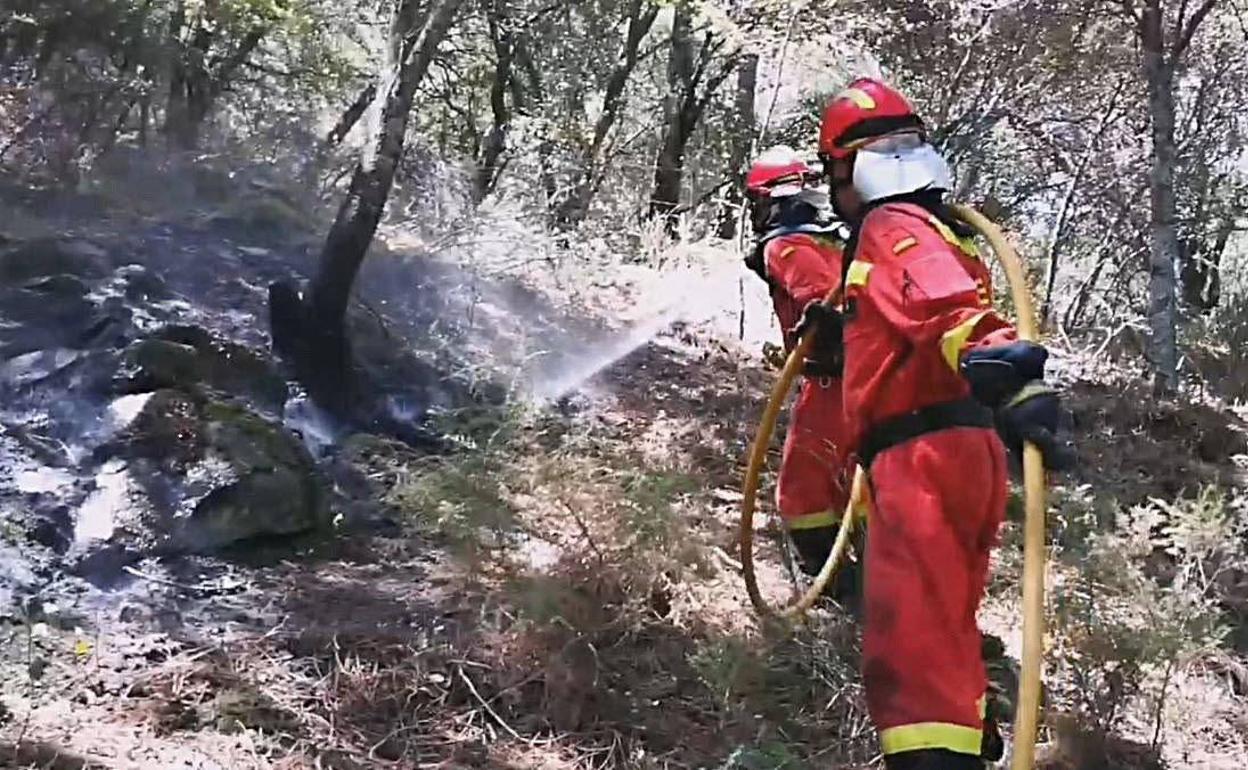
top-left (841, 201), bottom-right (1016, 759)
top-left (763, 231), bottom-right (853, 530)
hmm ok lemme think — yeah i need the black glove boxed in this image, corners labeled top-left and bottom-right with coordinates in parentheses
top-left (960, 340), bottom-right (1048, 407)
top-left (997, 382), bottom-right (1075, 471)
top-left (961, 341), bottom-right (1074, 470)
top-left (794, 300), bottom-right (843, 371)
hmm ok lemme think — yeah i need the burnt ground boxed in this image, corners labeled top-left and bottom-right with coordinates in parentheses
top-left (2, 174), bottom-right (1247, 769)
top-left (1065, 379), bottom-right (1248, 506)
top-left (0, 327), bottom-right (876, 770)
top-left (6, 315), bottom-right (1248, 769)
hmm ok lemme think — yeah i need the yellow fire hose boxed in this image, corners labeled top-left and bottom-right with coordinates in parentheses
top-left (738, 204), bottom-right (1047, 769)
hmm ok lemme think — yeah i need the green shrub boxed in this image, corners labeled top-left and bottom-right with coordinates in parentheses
top-left (1047, 486), bottom-right (1236, 736)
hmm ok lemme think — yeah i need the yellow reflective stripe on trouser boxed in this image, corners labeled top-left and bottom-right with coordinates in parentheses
top-left (846, 260), bottom-right (873, 287)
top-left (784, 510), bottom-right (840, 531)
top-left (939, 311), bottom-right (990, 373)
top-left (880, 722), bottom-right (984, 756)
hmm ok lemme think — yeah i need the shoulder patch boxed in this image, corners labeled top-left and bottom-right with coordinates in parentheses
top-left (892, 236), bottom-right (918, 255)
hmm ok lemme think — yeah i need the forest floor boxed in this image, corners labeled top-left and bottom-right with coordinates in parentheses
top-left (2, 181), bottom-right (1248, 769)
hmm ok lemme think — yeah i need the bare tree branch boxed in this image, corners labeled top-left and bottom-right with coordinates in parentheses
top-left (1174, 0), bottom-right (1218, 56)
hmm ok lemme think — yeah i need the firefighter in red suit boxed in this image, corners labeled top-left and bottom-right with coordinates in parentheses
top-left (743, 146), bottom-right (860, 606)
top-left (815, 80), bottom-right (1072, 769)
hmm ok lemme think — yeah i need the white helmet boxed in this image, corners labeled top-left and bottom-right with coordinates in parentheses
top-left (852, 132), bottom-right (952, 203)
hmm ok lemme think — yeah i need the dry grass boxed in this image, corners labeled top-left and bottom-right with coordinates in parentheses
top-left (7, 321), bottom-right (1248, 769)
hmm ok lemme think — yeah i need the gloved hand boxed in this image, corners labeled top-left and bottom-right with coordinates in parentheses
top-left (794, 300), bottom-right (844, 374)
top-left (960, 340), bottom-right (1048, 407)
top-left (793, 299), bottom-right (841, 341)
top-left (997, 382), bottom-right (1075, 471)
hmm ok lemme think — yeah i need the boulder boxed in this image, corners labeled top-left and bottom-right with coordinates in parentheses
top-left (0, 267), bottom-right (138, 377)
top-left (117, 325), bottom-right (288, 413)
top-left (102, 390), bottom-right (329, 554)
top-left (116, 264), bottom-right (170, 303)
top-left (0, 238), bottom-right (112, 285)
top-left (199, 190), bottom-right (309, 236)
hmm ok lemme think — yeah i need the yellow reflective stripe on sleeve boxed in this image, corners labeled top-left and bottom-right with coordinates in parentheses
top-left (892, 236), bottom-right (918, 254)
top-left (779, 246), bottom-right (796, 259)
top-left (880, 722), bottom-right (983, 756)
top-left (846, 260), bottom-right (873, 287)
top-left (927, 215), bottom-right (979, 258)
top-left (784, 510), bottom-right (840, 531)
top-left (927, 215), bottom-right (960, 245)
top-left (940, 310), bottom-right (990, 373)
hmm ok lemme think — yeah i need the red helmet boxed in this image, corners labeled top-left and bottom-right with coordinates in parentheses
top-left (745, 145), bottom-right (814, 199)
top-left (818, 78), bottom-right (924, 160)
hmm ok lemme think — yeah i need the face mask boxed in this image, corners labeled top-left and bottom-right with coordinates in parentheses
top-left (794, 187), bottom-right (830, 213)
top-left (776, 188), bottom-right (832, 227)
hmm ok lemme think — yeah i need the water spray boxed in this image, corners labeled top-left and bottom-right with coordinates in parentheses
top-left (530, 263), bottom-right (751, 404)
top-left (738, 205), bottom-right (1049, 769)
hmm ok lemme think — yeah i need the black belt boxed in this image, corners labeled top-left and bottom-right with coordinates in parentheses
top-left (802, 357), bottom-right (842, 377)
top-left (859, 397), bottom-right (994, 467)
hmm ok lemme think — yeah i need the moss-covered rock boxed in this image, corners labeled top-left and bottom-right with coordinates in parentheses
top-left (114, 389), bottom-right (329, 553)
top-left (118, 325), bottom-right (288, 413)
top-left (198, 189), bottom-right (309, 235)
top-left (0, 238), bottom-right (112, 285)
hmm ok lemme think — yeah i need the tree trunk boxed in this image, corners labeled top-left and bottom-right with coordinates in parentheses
top-left (165, 7), bottom-right (266, 150)
top-left (1180, 219), bottom-right (1231, 311)
top-left (648, 4), bottom-right (694, 224)
top-left (293, 0), bottom-right (465, 411)
top-left (164, 0), bottom-right (190, 148)
top-left (648, 6), bottom-right (737, 231)
top-left (139, 95), bottom-right (150, 147)
top-left (474, 0), bottom-right (515, 202)
top-left (553, 0), bottom-right (658, 228)
top-left (718, 53), bottom-right (757, 239)
top-left (325, 83), bottom-right (377, 146)
top-left (1141, 3), bottom-right (1180, 395)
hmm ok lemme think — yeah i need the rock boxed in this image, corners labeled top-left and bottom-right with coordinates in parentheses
top-left (210, 686), bottom-right (297, 735)
top-left (185, 399), bottom-right (328, 548)
top-left (0, 283), bottom-right (98, 360)
top-left (122, 390), bottom-right (207, 467)
top-left (201, 191), bottom-right (308, 236)
top-left (117, 264), bottom-right (170, 303)
top-left (109, 390), bottom-right (329, 554)
top-left (0, 348), bottom-right (83, 388)
top-left (0, 541), bottom-right (41, 618)
top-left (29, 505), bottom-right (72, 553)
top-left (0, 238), bottom-right (111, 285)
top-left (122, 339), bottom-right (201, 391)
top-left (73, 542), bottom-right (141, 587)
top-left (117, 325), bottom-right (288, 413)
top-left (23, 273), bottom-right (89, 298)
